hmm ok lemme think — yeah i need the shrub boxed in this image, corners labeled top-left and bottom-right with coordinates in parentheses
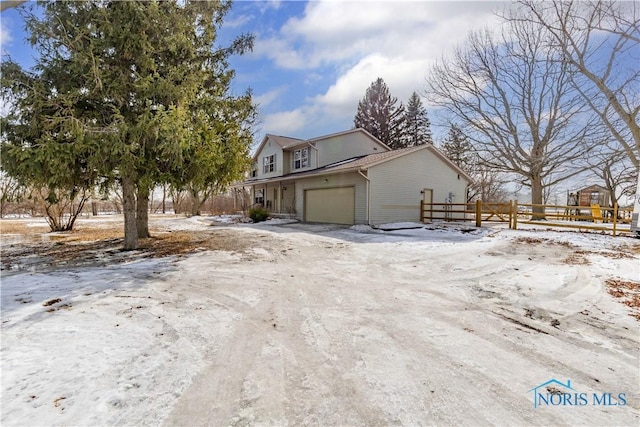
top-left (249, 207), bottom-right (269, 223)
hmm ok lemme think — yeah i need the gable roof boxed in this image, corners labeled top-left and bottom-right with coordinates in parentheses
top-left (577, 184), bottom-right (608, 193)
top-left (251, 134), bottom-right (304, 161)
top-left (251, 128), bottom-right (391, 161)
top-left (312, 145), bottom-right (423, 173)
top-left (239, 144), bottom-right (473, 185)
top-left (268, 134), bottom-right (305, 149)
top-left (307, 128), bottom-right (391, 151)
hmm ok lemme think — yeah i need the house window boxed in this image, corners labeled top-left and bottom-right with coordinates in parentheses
top-left (293, 148), bottom-right (309, 170)
top-left (250, 164), bottom-right (257, 178)
top-left (263, 154), bottom-right (275, 174)
top-left (255, 189), bottom-right (264, 206)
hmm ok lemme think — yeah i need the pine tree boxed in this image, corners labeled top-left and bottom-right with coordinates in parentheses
top-left (441, 125), bottom-right (474, 170)
top-left (440, 124), bottom-right (507, 202)
top-left (1, 1), bottom-right (255, 249)
top-left (404, 92), bottom-right (433, 146)
top-left (354, 78), bottom-right (406, 149)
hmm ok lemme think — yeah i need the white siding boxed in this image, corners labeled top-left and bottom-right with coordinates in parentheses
top-left (282, 151), bottom-right (292, 175)
top-left (316, 133), bottom-right (386, 167)
top-left (288, 145), bottom-right (317, 174)
top-left (294, 172), bottom-right (368, 224)
top-left (281, 182), bottom-right (296, 214)
top-left (368, 148), bottom-right (469, 224)
top-left (255, 138), bottom-right (283, 179)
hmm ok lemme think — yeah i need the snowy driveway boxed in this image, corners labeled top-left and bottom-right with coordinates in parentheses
top-left (1, 217), bottom-right (639, 426)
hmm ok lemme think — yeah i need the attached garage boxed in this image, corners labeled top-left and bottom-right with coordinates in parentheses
top-left (304, 187), bottom-right (355, 225)
top-left (238, 135), bottom-right (471, 226)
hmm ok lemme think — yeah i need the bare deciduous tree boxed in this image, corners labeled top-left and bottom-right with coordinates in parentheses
top-left (587, 144), bottom-right (636, 208)
top-left (427, 19), bottom-right (599, 218)
top-left (0, 172), bottom-right (26, 217)
top-left (516, 0), bottom-right (640, 169)
top-left (440, 124), bottom-right (507, 202)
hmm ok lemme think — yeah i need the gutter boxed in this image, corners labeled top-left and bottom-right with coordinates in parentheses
top-left (357, 168), bottom-right (371, 225)
top-left (232, 164), bottom-right (364, 187)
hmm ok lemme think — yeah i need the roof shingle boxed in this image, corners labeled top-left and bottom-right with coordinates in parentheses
top-left (266, 134), bottom-right (304, 149)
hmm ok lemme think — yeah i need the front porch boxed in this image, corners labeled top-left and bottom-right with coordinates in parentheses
top-left (245, 180), bottom-right (296, 215)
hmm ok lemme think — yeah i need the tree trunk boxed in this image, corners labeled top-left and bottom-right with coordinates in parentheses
top-left (530, 176), bottom-right (546, 220)
top-left (122, 175), bottom-right (138, 250)
top-left (162, 184), bottom-right (166, 214)
top-left (190, 193), bottom-right (202, 216)
top-left (137, 184), bottom-right (151, 238)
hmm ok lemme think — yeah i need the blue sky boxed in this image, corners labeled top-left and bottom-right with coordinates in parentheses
top-left (1, 0), bottom-right (504, 143)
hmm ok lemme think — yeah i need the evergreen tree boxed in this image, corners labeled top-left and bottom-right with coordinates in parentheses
top-left (441, 124), bottom-right (507, 202)
top-left (441, 125), bottom-right (474, 170)
top-left (404, 92), bottom-right (433, 146)
top-left (354, 78), bottom-right (406, 149)
top-left (1, 0), bottom-right (255, 249)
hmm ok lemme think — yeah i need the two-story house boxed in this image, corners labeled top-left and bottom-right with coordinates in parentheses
top-left (235, 128), bottom-right (471, 225)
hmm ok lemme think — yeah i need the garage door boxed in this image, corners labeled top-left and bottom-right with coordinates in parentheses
top-left (304, 187), bottom-right (355, 224)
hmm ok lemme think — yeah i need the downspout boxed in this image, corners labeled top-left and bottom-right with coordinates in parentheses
top-left (358, 168), bottom-right (371, 225)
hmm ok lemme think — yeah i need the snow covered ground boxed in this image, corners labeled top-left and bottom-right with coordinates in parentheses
top-left (1, 215), bottom-right (639, 426)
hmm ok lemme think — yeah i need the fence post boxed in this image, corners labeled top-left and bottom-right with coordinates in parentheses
top-left (513, 200), bottom-right (518, 230)
top-left (475, 199), bottom-right (482, 227)
top-left (509, 200), bottom-right (514, 229)
top-left (420, 199), bottom-right (424, 223)
top-left (613, 203), bottom-right (618, 237)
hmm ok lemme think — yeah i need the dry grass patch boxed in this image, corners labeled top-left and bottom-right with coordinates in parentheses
top-left (514, 236), bottom-right (576, 248)
top-left (0, 220), bottom-right (51, 235)
top-left (606, 279), bottom-right (640, 321)
top-left (1, 223), bottom-right (252, 272)
top-left (63, 225), bottom-right (124, 242)
top-left (562, 251), bottom-right (591, 265)
top-left (138, 230), bottom-right (251, 257)
top-left (514, 237), bottom-right (544, 245)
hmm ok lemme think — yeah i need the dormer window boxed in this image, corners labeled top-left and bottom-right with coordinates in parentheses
top-left (263, 154), bottom-right (275, 173)
top-left (293, 148), bottom-right (309, 170)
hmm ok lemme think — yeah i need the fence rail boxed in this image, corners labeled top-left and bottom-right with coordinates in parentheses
top-left (420, 200), bottom-right (633, 236)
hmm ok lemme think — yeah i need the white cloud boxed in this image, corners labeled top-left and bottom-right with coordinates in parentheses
top-left (255, 86), bottom-right (287, 108)
top-left (0, 97), bottom-right (14, 117)
top-left (224, 13), bottom-right (253, 29)
top-left (253, 37), bottom-right (307, 69)
top-left (261, 108), bottom-right (309, 135)
top-left (253, 1), bottom-right (506, 138)
top-left (314, 54), bottom-right (427, 111)
top-left (256, 1), bottom-right (503, 70)
top-left (257, 0), bottom-right (282, 14)
top-left (0, 20), bottom-right (13, 50)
